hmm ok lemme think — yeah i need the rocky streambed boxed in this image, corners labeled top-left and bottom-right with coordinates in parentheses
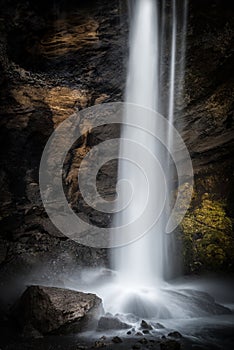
top-left (0, 283), bottom-right (233, 350)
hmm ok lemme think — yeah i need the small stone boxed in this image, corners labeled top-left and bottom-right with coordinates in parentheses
top-left (112, 336), bottom-right (123, 343)
top-left (135, 331), bottom-right (143, 336)
top-left (138, 338), bottom-right (148, 344)
top-left (167, 331), bottom-right (182, 339)
top-left (161, 335), bottom-right (166, 339)
top-left (160, 339), bottom-right (181, 350)
top-left (94, 340), bottom-right (106, 348)
top-left (127, 330), bottom-right (132, 335)
top-left (100, 336), bottom-right (106, 341)
top-left (140, 320), bottom-right (153, 330)
top-left (142, 329), bottom-right (150, 334)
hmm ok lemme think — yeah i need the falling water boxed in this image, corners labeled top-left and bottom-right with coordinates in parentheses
top-left (164, 0), bottom-right (189, 280)
top-left (109, 0), bottom-right (188, 316)
top-left (65, 0), bottom-right (231, 322)
top-left (111, 0), bottom-right (164, 288)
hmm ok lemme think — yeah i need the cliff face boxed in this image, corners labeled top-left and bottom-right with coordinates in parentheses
top-left (0, 0), bottom-right (233, 297)
top-left (0, 0), bottom-right (125, 296)
top-left (180, 0), bottom-right (234, 272)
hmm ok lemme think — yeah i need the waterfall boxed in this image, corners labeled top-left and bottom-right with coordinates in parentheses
top-left (111, 0), bottom-right (188, 291)
top-left (164, 0), bottom-right (188, 280)
top-left (112, 0), bottom-right (164, 288)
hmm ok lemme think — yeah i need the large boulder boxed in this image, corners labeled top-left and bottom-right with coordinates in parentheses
top-left (13, 285), bottom-right (103, 336)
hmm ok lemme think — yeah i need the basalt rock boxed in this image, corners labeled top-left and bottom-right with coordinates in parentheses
top-left (140, 320), bottom-right (153, 330)
top-left (111, 336), bottom-right (123, 343)
top-left (97, 315), bottom-right (131, 331)
top-left (12, 285), bottom-right (104, 336)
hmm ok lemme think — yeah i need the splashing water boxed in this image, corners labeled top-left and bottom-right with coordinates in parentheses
top-left (112, 0), bottom-right (163, 288)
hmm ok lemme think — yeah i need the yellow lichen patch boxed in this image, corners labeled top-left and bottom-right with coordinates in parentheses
top-left (180, 193), bottom-right (233, 271)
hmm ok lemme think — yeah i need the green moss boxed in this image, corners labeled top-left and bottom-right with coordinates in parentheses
top-left (179, 190), bottom-right (233, 273)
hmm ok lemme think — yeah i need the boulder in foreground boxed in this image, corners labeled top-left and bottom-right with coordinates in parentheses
top-left (13, 285), bottom-right (103, 336)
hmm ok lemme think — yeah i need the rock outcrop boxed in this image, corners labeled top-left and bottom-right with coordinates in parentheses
top-left (13, 285), bottom-right (103, 336)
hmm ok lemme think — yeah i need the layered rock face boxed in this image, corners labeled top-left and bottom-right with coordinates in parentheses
top-left (179, 0), bottom-right (234, 272)
top-left (0, 0), bottom-right (126, 301)
top-left (0, 0), bottom-right (233, 300)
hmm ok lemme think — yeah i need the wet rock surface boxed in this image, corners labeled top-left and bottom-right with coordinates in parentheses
top-left (12, 285), bottom-right (103, 336)
top-left (1, 291), bottom-right (234, 350)
top-left (97, 315), bottom-right (131, 331)
top-left (0, 0), bottom-right (126, 303)
top-left (167, 331), bottom-right (182, 339)
top-left (140, 320), bottom-right (153, 331)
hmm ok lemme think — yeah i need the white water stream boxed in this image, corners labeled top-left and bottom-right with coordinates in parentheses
top-left (110, 0), bottom-right (188, 314)
top-left (72, 0), bottom-right (231, 323)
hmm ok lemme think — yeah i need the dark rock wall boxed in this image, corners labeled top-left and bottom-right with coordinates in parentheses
top-left (0, 0), bottom-right (233, 302)
top-left (0, 0), bottom-right (126, 302)
top-left (180, 0), bottom-right (234, 272)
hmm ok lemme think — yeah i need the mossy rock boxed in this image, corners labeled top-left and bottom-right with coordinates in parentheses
top-left (179, 191), bottom-right (234, 272)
